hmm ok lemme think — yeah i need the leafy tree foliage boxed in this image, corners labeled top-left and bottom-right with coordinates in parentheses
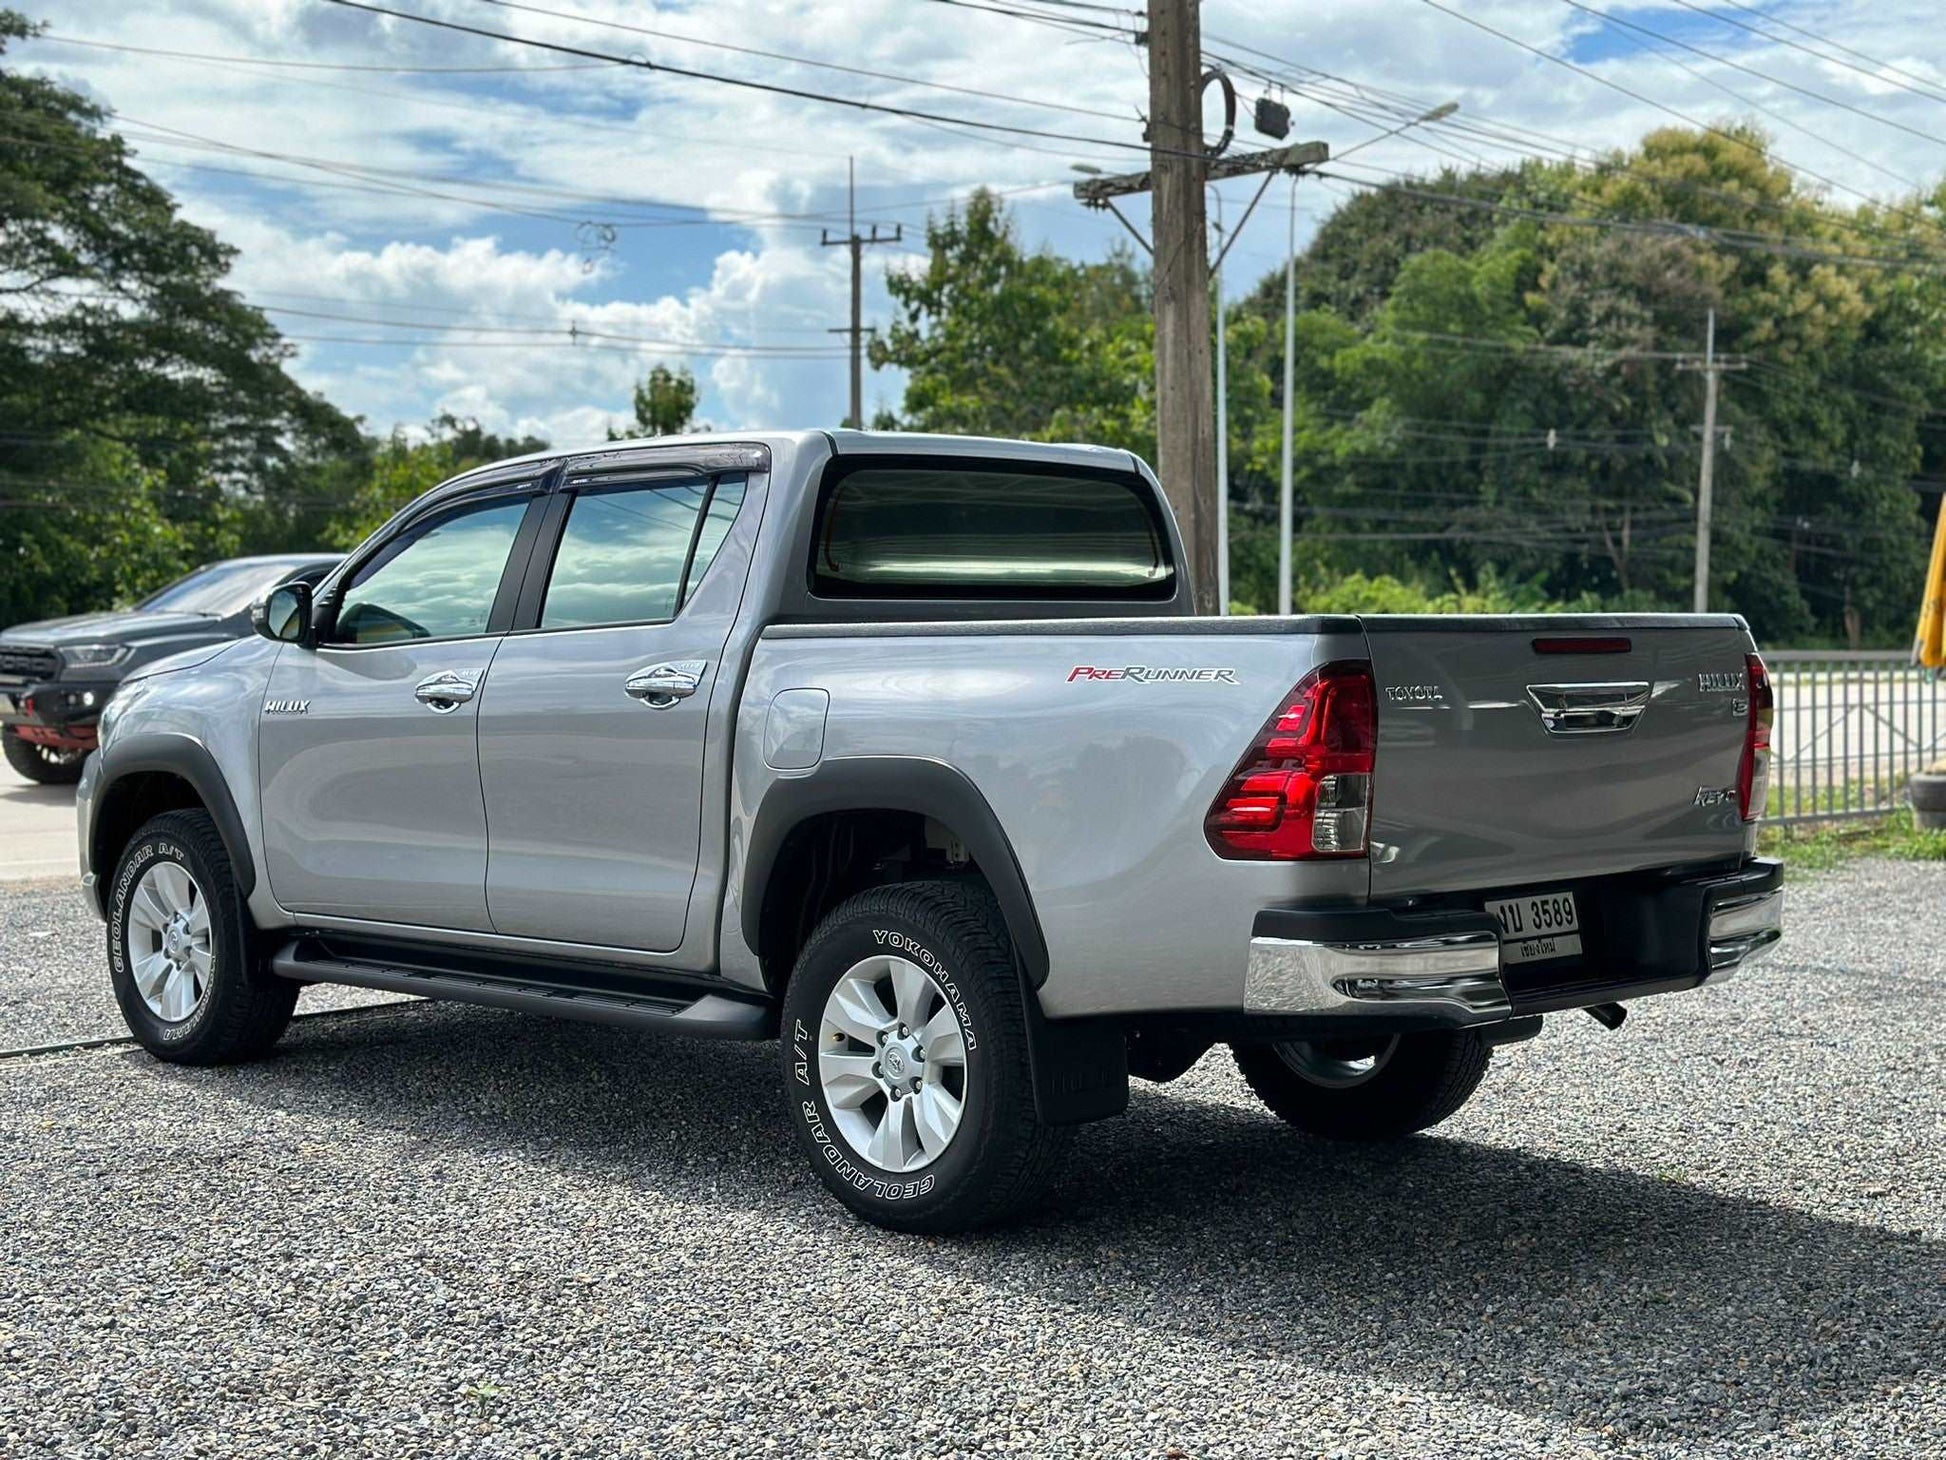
top-left (0, 11), bottom-right (365, 620)
top-left (609, 364), bottom-right (702, 439)
top-left (882, 134), bottom-right (1946, 645)
top-left (327, 414), bottom-right (548, 549)
top-left (870, 190), bottom-right (1155, 459)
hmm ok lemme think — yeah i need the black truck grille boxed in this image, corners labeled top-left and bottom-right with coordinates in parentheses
top-left (0, 646), bottom-right (60, 682)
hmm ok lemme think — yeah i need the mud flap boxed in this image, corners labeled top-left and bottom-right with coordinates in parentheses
top-left (1020, 972), bottom-right (1127, 1125)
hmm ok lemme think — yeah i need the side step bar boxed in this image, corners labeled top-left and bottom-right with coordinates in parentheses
top-left (269, 939), bottom-right (775, 1040)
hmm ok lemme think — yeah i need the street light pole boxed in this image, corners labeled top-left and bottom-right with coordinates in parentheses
top-left (1276, 100), bottom-right (1457, 616)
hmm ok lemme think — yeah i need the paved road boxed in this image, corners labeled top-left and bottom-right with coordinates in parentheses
top-left (3, 863), bottom-right (1943, 1458)
top-left (0, 761), bottom-right (78, 883)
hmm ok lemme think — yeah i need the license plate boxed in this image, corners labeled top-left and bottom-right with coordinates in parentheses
top-left (1487, 890), bottom-right (1582, 965)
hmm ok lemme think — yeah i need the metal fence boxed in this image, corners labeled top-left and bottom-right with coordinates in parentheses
top-left (1766, 650), bottom-right (1946, 825)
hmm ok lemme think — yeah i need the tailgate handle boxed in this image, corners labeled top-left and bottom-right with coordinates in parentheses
top-left (1525, 681), bottom-right (1651, 735)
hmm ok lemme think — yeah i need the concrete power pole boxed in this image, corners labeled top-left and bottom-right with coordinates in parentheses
top-left (823, 158), bottom-right (901, 429)
top-left (1677, 309), bottom-right (1745, 612)
top-left (1147, 0), bottom-right (1217, 613)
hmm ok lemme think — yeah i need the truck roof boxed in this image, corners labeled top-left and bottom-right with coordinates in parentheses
top-left (446, 429), bottom-right (1142, 485)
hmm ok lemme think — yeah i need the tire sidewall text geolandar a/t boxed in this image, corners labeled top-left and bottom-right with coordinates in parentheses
top-left (779, 880), bottom-right (1067, 1234)
top-left (107, 809), bottom-right (296, 1065)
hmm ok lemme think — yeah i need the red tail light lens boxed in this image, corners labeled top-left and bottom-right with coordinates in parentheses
top-left (1738, 653), bottom-right (1773, 823)
top-left (1205, 660), bottom-right (1377, 860)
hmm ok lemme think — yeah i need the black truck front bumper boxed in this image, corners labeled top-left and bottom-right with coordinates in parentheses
top-left (0, 680), bottom-right (115, 752)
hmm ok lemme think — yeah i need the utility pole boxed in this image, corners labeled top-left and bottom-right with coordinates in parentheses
top-left (1074, 33), bottom-right (1325, 613)
top-left (823, 157), bottom-right (901, 429)
top-left (1278, 177), bottom-right (1296, 617)
top-left (1146, 0), bottom-right (1215, 609)
top-left (1677, 309), bottom-right (1746, 612)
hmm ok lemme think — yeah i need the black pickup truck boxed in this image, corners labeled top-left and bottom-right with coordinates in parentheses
top-left (0, 554), bottom-right (338, 784)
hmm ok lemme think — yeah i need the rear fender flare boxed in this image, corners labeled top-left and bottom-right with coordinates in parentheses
top-left (743, 757), bottom-right (1126, 1125)
top-left (742, 756), bottom-right (1049, 985)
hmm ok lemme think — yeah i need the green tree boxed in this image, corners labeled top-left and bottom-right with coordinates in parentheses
top-left (609, 364), bottom-right (702, 439)
top-left (0, 10), bottom-right (365, 618)
top-left (871, 189), bottom-right (1155, 459)
top-left (328, 414), bottom-right (547, 548)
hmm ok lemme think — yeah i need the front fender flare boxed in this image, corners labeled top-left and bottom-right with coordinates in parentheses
top-left (93, 732), bottom-right (256, 898)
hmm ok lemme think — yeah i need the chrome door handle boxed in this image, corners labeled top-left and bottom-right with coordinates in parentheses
top-left (624, 660), bottom-right (707, 708)
top-left (414, 670), bottom-right (481, 713)
top-left (1525, 681), bottom-right (1651, 735)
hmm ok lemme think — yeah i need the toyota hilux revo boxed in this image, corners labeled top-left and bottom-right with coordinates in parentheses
top-left (76, 431), bottom-right (1783, 1231)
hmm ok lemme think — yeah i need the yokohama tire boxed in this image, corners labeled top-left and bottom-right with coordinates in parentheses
top-left (107, 810), bottom-right (296, 1065)
top-left (4, 727), bottom-right (85, 785)
top-left (780, 880), bottom-right (1069, 1233)
top-left (1231, 1029), bottom-right (1493, 1139)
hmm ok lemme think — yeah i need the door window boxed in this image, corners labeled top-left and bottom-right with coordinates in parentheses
top-left (329, 497), bottom-right (529, 645)
top-left (539, 476), bottom-right (746, 631)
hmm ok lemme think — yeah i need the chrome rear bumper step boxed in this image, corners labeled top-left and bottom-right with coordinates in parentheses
top-left (269, 940), bottom-right (774, 1040)
top-left (1245, 859), bottom-right (1784, 1027)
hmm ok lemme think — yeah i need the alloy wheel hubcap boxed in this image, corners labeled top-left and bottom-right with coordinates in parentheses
top-left (1274, 1035), bottom-right (1401, 1089)
top-left (126, 861), bottom-right (213, 1023)
top-left (817, 954), bottom-right (969, 1173)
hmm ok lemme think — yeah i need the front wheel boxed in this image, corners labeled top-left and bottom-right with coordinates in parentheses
top-left (4, 727), bottom-right (86, 785)
top-left (1232, 1028), bottom-right (1492, 1139)
top-left (107, 810), bottom-right (296, 1064)
top-left (780, 880), bottom-right (1069, 1233)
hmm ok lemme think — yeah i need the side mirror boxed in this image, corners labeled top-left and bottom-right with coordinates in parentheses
top-left (252, 582), bottom-right (313, 645)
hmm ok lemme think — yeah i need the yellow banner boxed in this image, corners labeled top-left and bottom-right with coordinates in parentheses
top-left (1915, 500), bottom-right (1946, 667)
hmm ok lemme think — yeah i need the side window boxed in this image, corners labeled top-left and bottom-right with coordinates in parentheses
top-left (539, 475), bottom-right (745, 631)
top-left (329, 497), bottom-right (529, 645)
top-left (685, 476), bottom-right (746, 597)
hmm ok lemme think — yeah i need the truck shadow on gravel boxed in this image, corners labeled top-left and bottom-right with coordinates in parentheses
top-left (192, 1001), bottom-right (1943, 1443)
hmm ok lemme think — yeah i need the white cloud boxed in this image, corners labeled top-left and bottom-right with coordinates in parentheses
top-left (18, 0), bottom-right (1946, 439)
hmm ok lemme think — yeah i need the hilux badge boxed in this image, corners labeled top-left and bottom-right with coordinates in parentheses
top-left (1697, 671), bottom-right (1742, 694)
top-left (263, 699), bottom-right (310, 715)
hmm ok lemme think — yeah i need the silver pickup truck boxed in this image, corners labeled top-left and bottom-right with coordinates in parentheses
top-left (77, 430), bottom-right (1783, 1231)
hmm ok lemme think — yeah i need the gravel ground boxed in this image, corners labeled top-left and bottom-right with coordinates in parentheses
top-left (2, 863), bottom-right (1943, 1459)
top-left (0, 878), bottom-right (405, 1049)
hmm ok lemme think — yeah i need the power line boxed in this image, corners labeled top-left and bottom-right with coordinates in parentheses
top-left (321, 0), bottom-right (1191, 159)
top-left (1706, 0), bottom-right (1946, 106)
top-left (456, 0), bottom-right (1139, 122)
top-left (1314, 166), bottom-right (1946, 275)
top-left (31, 33), bottom-right (610, 75)
top-left (1549, 1), bottom-right (1920, 193)
top-left (1553, 0), bottom-right (1946, 152)
top-left (1413, 0), bottom-right (1928, 223)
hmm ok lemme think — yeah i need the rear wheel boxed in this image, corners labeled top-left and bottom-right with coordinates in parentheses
top-left (1232, 1028), bottom-right (1491, 1139)
top-left (107, 810), bottom-right (296, 1064)
top-left (780, 880), bottom-right (1069, 1233)
top-left (4, 727), bottom-right (85, 785)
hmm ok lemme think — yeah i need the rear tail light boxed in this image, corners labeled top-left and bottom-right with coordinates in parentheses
top-left (1205, 660), bottom-right (1376, 860)
top-left (1738, 653), bottom-right (1773, 823)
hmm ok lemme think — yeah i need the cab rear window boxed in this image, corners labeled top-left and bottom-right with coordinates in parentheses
top-left (812, 463), bottom-right (1174, 599)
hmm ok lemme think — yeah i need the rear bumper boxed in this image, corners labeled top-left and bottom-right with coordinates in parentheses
top-left (1246, 858), bottom-right (1783, 1028)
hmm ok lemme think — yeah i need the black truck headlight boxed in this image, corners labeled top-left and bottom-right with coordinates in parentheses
top-left (60, 643), bottom-right (132, 671)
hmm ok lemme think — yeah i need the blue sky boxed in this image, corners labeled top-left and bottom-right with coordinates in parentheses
top-left (20, 1), bottom-right (1946, 447)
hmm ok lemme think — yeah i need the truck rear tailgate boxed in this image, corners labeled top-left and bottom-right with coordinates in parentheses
top-left (1362, 615), bottom-right (1759, 899)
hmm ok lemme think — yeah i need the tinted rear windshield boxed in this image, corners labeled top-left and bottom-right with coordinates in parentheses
top-left (813, 463), bottom-right (1174, 599)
